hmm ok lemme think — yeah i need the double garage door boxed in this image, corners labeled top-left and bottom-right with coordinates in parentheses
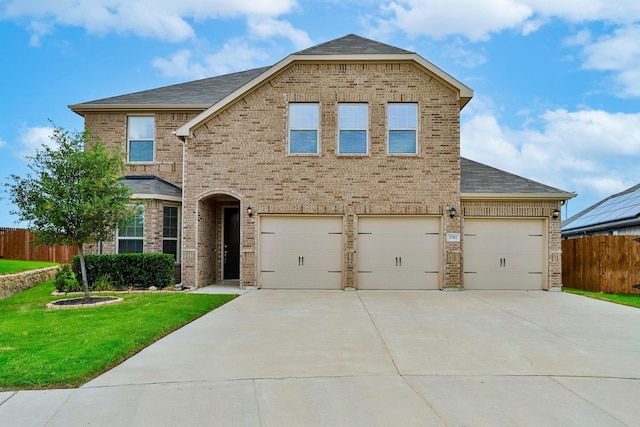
top-left (259, 216), bottom-right (441, 289)
top-left (463, 218), bottom-right (546, 290)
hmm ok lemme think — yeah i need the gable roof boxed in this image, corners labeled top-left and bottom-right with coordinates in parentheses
top-left (460, 158), bottom-right (575, 200)
top-left (562, 183), bottom-right (640, 235)
top-left (174, 34), bottom-right (473, 137)
top-left (296, 34), bottom-right (413, 55)
top-left (70, 34), bottom-right (473, 131)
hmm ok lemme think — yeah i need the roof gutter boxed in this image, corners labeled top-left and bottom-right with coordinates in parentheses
top-left (68, 104), bottom-right (210, 116)
top-left (461, 192), bottom-right (577, 201)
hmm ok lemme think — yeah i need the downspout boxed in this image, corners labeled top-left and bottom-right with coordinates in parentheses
top-left (177, 134), bottom-right (187, 290)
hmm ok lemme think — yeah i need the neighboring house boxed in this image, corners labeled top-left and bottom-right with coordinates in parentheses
top-left (69, 34), bottom-right (574, 291)
top-left (562, 184), bottom-right (640, 238)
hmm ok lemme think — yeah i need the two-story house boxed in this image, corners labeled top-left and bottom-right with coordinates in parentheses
top-left (70, 34), bottom-right (574, 291)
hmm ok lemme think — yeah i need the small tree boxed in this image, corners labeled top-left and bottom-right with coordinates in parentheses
top-left (5, 126), bottom-right (135, 302)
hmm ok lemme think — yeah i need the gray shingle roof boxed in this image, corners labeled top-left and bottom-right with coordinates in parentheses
top-left (461, 158), bottom-right (570, 196)
top-left (296, 34), bottom-right (413, 55)
top-left (123, 175), bottom-right (182, 197)
top-left (72, 67), bottom-right (270, 107)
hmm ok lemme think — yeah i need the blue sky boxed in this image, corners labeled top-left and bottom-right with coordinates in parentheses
top-left (1, 0), bottom-right (640, 226)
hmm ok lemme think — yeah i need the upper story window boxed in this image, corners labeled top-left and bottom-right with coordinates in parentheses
top-left (388, 103), bottom-right (418, 155)
top-left (128, 116), bottom-right (154, 162)
top-left (338, 103), bottom-right (368, 154)
top-left (117, 208), bottom-right (144, 253)
top-left (289, 103), bottom-right (319, 154)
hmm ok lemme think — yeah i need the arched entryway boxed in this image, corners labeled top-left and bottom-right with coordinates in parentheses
top-left (197, 193), bottom-right (241, 286)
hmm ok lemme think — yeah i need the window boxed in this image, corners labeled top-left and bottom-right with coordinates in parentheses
top-left (289, 103), bottom-right (319, 154)
top-left (163, 206), bottom-right (179, 262)
top-left (338, 104), bottom-right (368, 154)
top-left (117, 209), bottom-right (144, 253)
top-left (388, 103), bottom-right (418, 154)
top-left (128, 116), bottom-right (154, 162)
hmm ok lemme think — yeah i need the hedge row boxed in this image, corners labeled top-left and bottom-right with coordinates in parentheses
top-left (71, 253), bottom-right (175, 290)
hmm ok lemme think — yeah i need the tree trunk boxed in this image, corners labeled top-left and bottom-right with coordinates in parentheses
top-left (78, 243), bottom-right (90, 303)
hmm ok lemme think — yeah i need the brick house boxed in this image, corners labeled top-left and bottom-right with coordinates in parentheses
top-left (70, 34), bottom-right (574, 291)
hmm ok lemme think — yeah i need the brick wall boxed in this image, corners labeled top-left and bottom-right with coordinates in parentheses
top-left (84, 111), bottom-right (196, 187)
top-left (181, 61), bottom-right (462, 288)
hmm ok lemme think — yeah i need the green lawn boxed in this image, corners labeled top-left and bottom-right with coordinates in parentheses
top-left (0, 259), bottom-right (59, 274)
top-left (563, 288), bottom-right (640, 309)
top-left (0, 280), bottom-right (236, 390)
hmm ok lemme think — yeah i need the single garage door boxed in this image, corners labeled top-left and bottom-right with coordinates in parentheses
top-left (357, 216), bottom-right (441, 289)
top-left (463, 218), bottom-right (546, 290)
top-left (260, 216), bottom-right (343, 289)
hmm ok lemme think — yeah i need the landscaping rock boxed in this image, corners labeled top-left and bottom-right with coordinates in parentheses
top-left (0, 266), bottom-right (60, 300)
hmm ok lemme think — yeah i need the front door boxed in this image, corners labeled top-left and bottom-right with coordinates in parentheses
top-left (223, 207), bottom-right (240, 280)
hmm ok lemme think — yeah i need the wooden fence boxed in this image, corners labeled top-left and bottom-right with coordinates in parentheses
top-left (0, 228), bottom-right (78, 264)
top-left (562, 235), bottom-right (640, 294)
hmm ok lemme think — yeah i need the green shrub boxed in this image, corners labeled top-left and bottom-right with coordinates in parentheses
top-left (53, 264), bottom-right (81, 293)
top-left (72, 253), bottom-right (175, 290)
top-left (93, 275), bottom-right (115, 291)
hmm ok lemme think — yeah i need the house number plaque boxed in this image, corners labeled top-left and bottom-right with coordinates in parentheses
top-left (446, 233), bottom-right (461, 242)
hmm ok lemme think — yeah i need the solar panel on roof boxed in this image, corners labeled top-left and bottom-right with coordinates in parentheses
top-left (565, 186), bottom-right (640, 230)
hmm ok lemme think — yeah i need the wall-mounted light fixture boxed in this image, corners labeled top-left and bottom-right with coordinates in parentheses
top-left (552, 208), bottom-right (560, 219)
top-left (449, 207), bottom-right (457, 218)
top-left (247, 206), bottom-right (253, 217)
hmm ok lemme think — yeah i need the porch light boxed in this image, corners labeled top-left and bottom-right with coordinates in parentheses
top-left (449, 207), bottom-right (457, 218)
top-left (247, 206), bottom-right (253, 217)
top-left (552, 208), bottom-right (560, 219)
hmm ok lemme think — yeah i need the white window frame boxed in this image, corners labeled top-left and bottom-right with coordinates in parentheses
top-left (127, 116), bottom-right (155, 163)
top-left (162, 205), bottom-right (180, 264)
top-left (117, 207), bottom-right (144, 253)
top-left (387, 103), bottom-right (418, 155)
top-left (338, 103), bottom-right (369, 155)
top-left (288, 103), bottom-right (320, 155)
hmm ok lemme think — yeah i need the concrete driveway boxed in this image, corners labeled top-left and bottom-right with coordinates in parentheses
top-left (1, 290), bottom-right (639, 426)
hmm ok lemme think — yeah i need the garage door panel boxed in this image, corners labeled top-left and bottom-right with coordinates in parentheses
top-left (463, 219), bottom-right (546, 290)
top-left (464, 271), bottom-right (543, 290)
top-left (358, 270), bottom-right (439, 290)
top-left (357, 216), bottom-right (440, 290)
top-left (260, 216), bottom-right (343, 289)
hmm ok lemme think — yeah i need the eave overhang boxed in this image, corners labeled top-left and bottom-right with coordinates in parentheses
top-left (130, 193), bottom-right (182, 203)
top-left (461, 192), bottom-right (576, 201)
top-left (68, 104), bottom-right (210, 116)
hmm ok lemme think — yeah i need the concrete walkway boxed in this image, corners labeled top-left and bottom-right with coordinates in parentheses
top-left (1, 290), bottom-right (639, 426)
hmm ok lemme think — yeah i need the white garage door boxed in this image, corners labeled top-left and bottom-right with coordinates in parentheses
top-left (357, 216), bottom-right (441, 289)
top-left (463, 218), bottom-right (546, 290)
top-left (260, 216), bottom-right (343, 289)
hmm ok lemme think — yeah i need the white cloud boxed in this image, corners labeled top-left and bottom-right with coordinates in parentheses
top-left (369, 0), bottom-right (640, 41)
top-left (0, 137), bottom-right (7, 149)
top-left (380, 0), bottom-right (532, 42)
top-left (152, 39), bottom-right (270, 79)
top-left (15, 126), bottom-right (56, 158)
top-left (578, 24), bottom-right (640, 97)
top-left (461, 106), bottom-right (640, 212)
top-left (247, 17), bottom-right (312, 50)
top-left (1, 0), bottom-right (298, 43)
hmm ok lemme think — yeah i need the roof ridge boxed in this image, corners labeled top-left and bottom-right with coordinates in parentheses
top-left (295, 33), bottom-right (413, 55)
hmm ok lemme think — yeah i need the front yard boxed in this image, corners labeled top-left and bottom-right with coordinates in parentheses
top-left (563, 288), bottom-right (640, 308)
top-left (0, 279), bottom-right (235, 390)
top-left (0, 259), bottom-right (58, 274)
